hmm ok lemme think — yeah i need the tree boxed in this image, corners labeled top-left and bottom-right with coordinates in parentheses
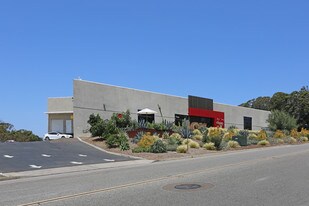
top-left (270, 92), bottom-right (289, 111)
top-left (240, 86), bottom-right (309, 129)
top-left (267, 110), bottom-right (298, 131)
top-left (239, 96), bottom-right (271, 111)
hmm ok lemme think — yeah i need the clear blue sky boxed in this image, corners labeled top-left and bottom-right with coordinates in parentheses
top-left (1, 0), bottom-right (308, 136)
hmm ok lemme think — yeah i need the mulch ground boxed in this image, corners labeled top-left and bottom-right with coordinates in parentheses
top-left (80, 137), bottom-right (287, 161)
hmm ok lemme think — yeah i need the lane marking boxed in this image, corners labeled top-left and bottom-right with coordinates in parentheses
top-left (42, 154), bottom-right (51, 157)
top-left (70, 161), bottom-right (83, 165)
top-left (29, 165), bottom-right (42, 169)
top-left (78, 154), bottom-right (87, 157)
top-left (104, 159), bottom-right (115, 162)
top-left (18, 148), bottom-right (309, 206)
top-left (4, 155), bottom-right (14, 158)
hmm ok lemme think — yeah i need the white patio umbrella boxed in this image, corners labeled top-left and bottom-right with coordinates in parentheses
top-left (137, 108), bottom-right (157, 122)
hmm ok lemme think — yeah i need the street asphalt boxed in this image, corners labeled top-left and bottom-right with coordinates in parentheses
top-left (0, 138), bottom-right (135, 173)
top-left (1, 143), bottom-right (309, 205)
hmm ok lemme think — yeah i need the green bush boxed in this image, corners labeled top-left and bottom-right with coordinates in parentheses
top-left (267, 110), bottom-right (298, 131)
top-left (176, 145), bottom-right (188, 153)
top-left (209, 135), bottom-right (223, 149)
top-left (111, 110), bottom-right (132, 129)
top-left (132, 147), bottom-right (150, 153)
top-left (166, 144), bottom-right (178, 151)
top-left (203, 142), bottom-right (216, 150)
top-left (227, 140), bottom-right (240, 149)
top-left (167, 136), bottom-right (182, 145)
top-left (192, 129), bottom-right (201, 135)
top-left (193, 134), bottom-right (203, 141)
top-left (106, 132), bottom-right (129, 149)
top-left (257, 140), bottom-right (270, 146)
top-left (150, 140), bottom-right (167, 153)
top-left (88, 114), bottom-right (104, 137)
top-left (285, 136), bottom-right (297, 144)
top-left (300, 136), bottom-right (308, 142)
top-left (188, 140), bottom-right (200, 148)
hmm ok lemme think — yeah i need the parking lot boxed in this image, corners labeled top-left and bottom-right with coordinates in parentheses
top-left (0, 139), bottom-right (135, 173)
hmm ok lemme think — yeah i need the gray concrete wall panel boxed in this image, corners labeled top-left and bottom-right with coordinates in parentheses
top-left (73, 80), bottom-right (188, 137)
top-left (48, 97), bottom-right (73, 112)
top-left (213, 103), bottom-right (270, 130)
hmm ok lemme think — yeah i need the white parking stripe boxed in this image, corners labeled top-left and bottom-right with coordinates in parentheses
top-left (78, 154), bottom-right (87, 157)
top-left (29, 165), bottom-right (42, 169)
top-left (4, 155), bottom-right (14, 158)
top-left (104, 159), bottom-right (115, 162)
top-left (70, 161), bottom-right (83, 165)
top-left (42, 154), bottom-right (51, 157)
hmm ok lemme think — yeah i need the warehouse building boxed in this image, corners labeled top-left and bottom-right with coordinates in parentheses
top-left (46, 79), bottom-right (270, 137)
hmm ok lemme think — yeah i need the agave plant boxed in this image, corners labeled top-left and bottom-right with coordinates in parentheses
top-left (138, 119), bottom-right (148, 129)
top-left (162, 120), bottom-right (174, 130)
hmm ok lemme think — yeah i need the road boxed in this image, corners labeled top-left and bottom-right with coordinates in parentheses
top-left (1, 143), bottom-right (309, 206)
top-left (0, 139), bottom-right (134, 173)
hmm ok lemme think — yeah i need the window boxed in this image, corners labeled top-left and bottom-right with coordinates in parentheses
top-left (175, 114), bottom-right (188, 126)
top-left (137, 110), bottom-right (155, 123)
top-left (244, 116), bottom-right (252, 130)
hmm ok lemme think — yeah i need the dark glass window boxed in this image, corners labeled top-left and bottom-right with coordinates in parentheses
top-left (244, 116), bottom-right (252, 130)
top-left (175, 114), bottom-right (188, 126)
top-left (190, 116), bottom-right (214, 127)
top-left (137, 110), bottom-right (155, 123)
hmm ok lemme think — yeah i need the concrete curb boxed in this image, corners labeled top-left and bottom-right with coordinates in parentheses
top-left (77, 137), bottom-right (144, 160)
top-left (3, 159), bottom-right (154, 178)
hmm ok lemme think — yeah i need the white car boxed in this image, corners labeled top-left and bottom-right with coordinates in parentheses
top-left (44, 132), bottom-right (73, 140)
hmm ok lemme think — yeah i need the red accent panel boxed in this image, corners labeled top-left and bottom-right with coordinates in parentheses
top-left (188, 108), bottom-right (225, 128)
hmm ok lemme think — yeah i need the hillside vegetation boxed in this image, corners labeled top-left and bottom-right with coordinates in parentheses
top-left (0, 121), bottom-right (41, 142)
top-left (240, 86), bottom-right (309, 129)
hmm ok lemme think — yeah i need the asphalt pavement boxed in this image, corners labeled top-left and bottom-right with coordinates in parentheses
top-left (0, 138), bottom-right (135, 173)
top-left (2, 143), bottom-right (309, 206)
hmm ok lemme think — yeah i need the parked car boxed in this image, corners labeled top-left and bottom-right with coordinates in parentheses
top-left (44, 132), bottom-right (73, 140)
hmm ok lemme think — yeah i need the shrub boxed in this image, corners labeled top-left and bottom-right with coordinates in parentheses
top-left (273, 130), bottom-right (285, 138)
top-left (150, 140), bottom-right (167, 153)
top-left (258, 140), bottom-right (270, 146)
top-left (162, 132), bottom-right (170, 139)
top-left (137, 134), bottom-right (156, 148)
top-left (300, 128), bottom-right (309, 137)
top-left (193, 134), bottom-right (203, 141)
top-left (286, 137), bottom-right (297, 144)
top-left (223, 132), bottom-right (233, 142)
top-left (202, 133), bottom-right (209, 143)
top-left (227, 141), bottom-right (240, 149)
top-left (192, 129), bottom-right (202, 135)
top-left (188, 140), bottom-right (200, 148)
top-left (170, 133), bottom-right (182, 140)
top-left (132, 146), bottom-right (150, 153)
top-left (88, 114), bottom-right (104, 137)
top-left (203, 142), bottom-right (216, 150)
top-left (290, 129), bottom-right (299, 138)
top-left (277, 139), bottom-right (285, 144)
top-left (106, 132), bottom-right (129, 149)
top-left (111, 110), bottom-right (132, 129)
top-left (176, 145), bottom-right (188, 153)
top-left (182, 139), bottom-right (193, 145)
top-left (267, 110), bottom-right (298, 131)
top-left (167, 136), bottom-right (182, 145)
top-left (257, 130), bottom-right (267, 140)
top-left (132, 131), bottom-right (144, 144)
top-left (300, 136), bottom-right (308, 142)
top-left (208, 127), bottom-right (224, 149)
top-left (166, 144), bottom-right (178, 151)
